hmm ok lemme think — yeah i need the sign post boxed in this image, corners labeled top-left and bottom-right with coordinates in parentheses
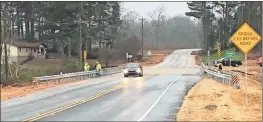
top-left (229, 23), bottom-right (262, 107)
top-left (126, 53), bottom-right (129, 63)
top-left (128, 55), bottom-right (132, 62)
top-left (217, 44), bottom-right (221, 56)
top-left (217, 43), bottom-right (221, 67)
top-left (226, 51), bottom-right (235, 71)
top-left (83, 50), bottom-right (87, 64)
top-left (226, 51), bottom-right (235, 67)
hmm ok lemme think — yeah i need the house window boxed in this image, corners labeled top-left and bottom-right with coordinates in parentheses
top-left (31, 48), bottom-right (33, 51)
top-left (19, 48), bottom-right (21, 52)
top-left (34, 48), bottom-right (36, 52)
top-left (26, 48), bottom-right (27, 52)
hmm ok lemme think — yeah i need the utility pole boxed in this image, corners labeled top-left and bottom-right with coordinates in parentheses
top-left (203, 2), bottom-right (207, 52)
top-left (79, 2), bottom-right (83, 71)
top-left (0, 1), bottom-right (3, 82)
top-left (140, 18), bottom-right (144, 57)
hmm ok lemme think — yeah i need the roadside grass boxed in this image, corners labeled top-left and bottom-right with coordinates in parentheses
top-left (1, 57), bottom-right (125, 86)
top-left (201, 48), bottom-right (244, 64)
top-left (1, 58), bottom-right (80, 86)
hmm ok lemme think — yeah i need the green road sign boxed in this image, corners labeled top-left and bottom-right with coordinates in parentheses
top-left (226, 51), bottom-right (235, 57)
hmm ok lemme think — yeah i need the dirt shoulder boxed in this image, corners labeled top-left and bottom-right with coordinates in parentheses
top-left (0, 79), bottom-right (87, 101)
top-left (140, 54), bottom-right (167, 66)
top-left (231, 59), bottom-right (262, 82)
top-left (140, 50), bottom-right (170, 66)
top-left (177, 77), bottom-right (262, 121)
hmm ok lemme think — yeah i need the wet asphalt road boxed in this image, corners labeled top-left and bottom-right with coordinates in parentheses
top-left (1, 49), bottom-right (202, 121)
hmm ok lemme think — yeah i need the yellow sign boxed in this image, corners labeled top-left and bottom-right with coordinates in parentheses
top-left (217, 44), bottom-right (221, 56)
top-left (230, 23), bottom-right (262, 54)
top-left (83, 50), bottom-right (87, 59)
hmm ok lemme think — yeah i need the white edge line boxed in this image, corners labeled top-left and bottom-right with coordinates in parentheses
top-left (1, 82), bottom-right (91, 108)
top-left (1, 73), bottom-right (122, 108)
top-left (137, 51), bottom-right (190, 121)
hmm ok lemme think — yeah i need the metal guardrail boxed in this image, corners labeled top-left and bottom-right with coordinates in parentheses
top-left (32, 67), bottom-right (122, 87)
top-left (201, 63), bottom-right (240, 89)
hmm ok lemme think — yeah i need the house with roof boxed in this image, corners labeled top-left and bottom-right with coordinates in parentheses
top-left (1, 41), bottom-right (46, 64)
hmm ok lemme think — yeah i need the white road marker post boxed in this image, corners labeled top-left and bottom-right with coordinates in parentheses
top-left (126, 53), bottom-right (129, 63)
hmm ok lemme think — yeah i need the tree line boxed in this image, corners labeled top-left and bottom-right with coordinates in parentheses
top-left (0, 1), bottom-right (122, 53)
top-left (120, 7), bottom-right (203, 50)
top-left (185, 1), bottom-right (262, 53)
top-left (1, 1), bottom-right (122, 82)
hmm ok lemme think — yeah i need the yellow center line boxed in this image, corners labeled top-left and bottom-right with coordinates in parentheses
top-left (22, 86), bottom-right (123, 122)
top-left (22, 75), bottom-right (153, 122)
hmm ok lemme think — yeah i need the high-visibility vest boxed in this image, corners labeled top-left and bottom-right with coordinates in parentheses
top-left (84, 64), bottom-right (90, 71)
top-left (96, 64), bottom-right (102, 70)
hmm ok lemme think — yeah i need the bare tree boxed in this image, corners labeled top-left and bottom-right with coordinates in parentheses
top-left (1, 2), bottom-right (10, 83)
top-left (116, 35), bottom-right (141, 56)
top-left (148, 5), bottom-right (166, 50)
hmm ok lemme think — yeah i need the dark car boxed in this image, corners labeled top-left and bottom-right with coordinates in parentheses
top-left (213, 58), bottom-right (224, 67)
top-left (123, 63), bottom-right (143, 77)
top-left (214, 57), bottom-right (242, 67)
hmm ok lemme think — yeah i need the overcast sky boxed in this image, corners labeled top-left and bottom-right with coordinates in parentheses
top-left (122, 2), bottom-right (190, 19)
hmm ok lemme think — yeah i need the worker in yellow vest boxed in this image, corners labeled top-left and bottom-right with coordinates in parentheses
top-left (84, 62), bottom-right (90, 71)
top-left (217, 62), bottom-right (223, 73)
top-left (96, 61), bottom-right (102, 76)
top-left (96, 61), bottom-right (102, 70)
